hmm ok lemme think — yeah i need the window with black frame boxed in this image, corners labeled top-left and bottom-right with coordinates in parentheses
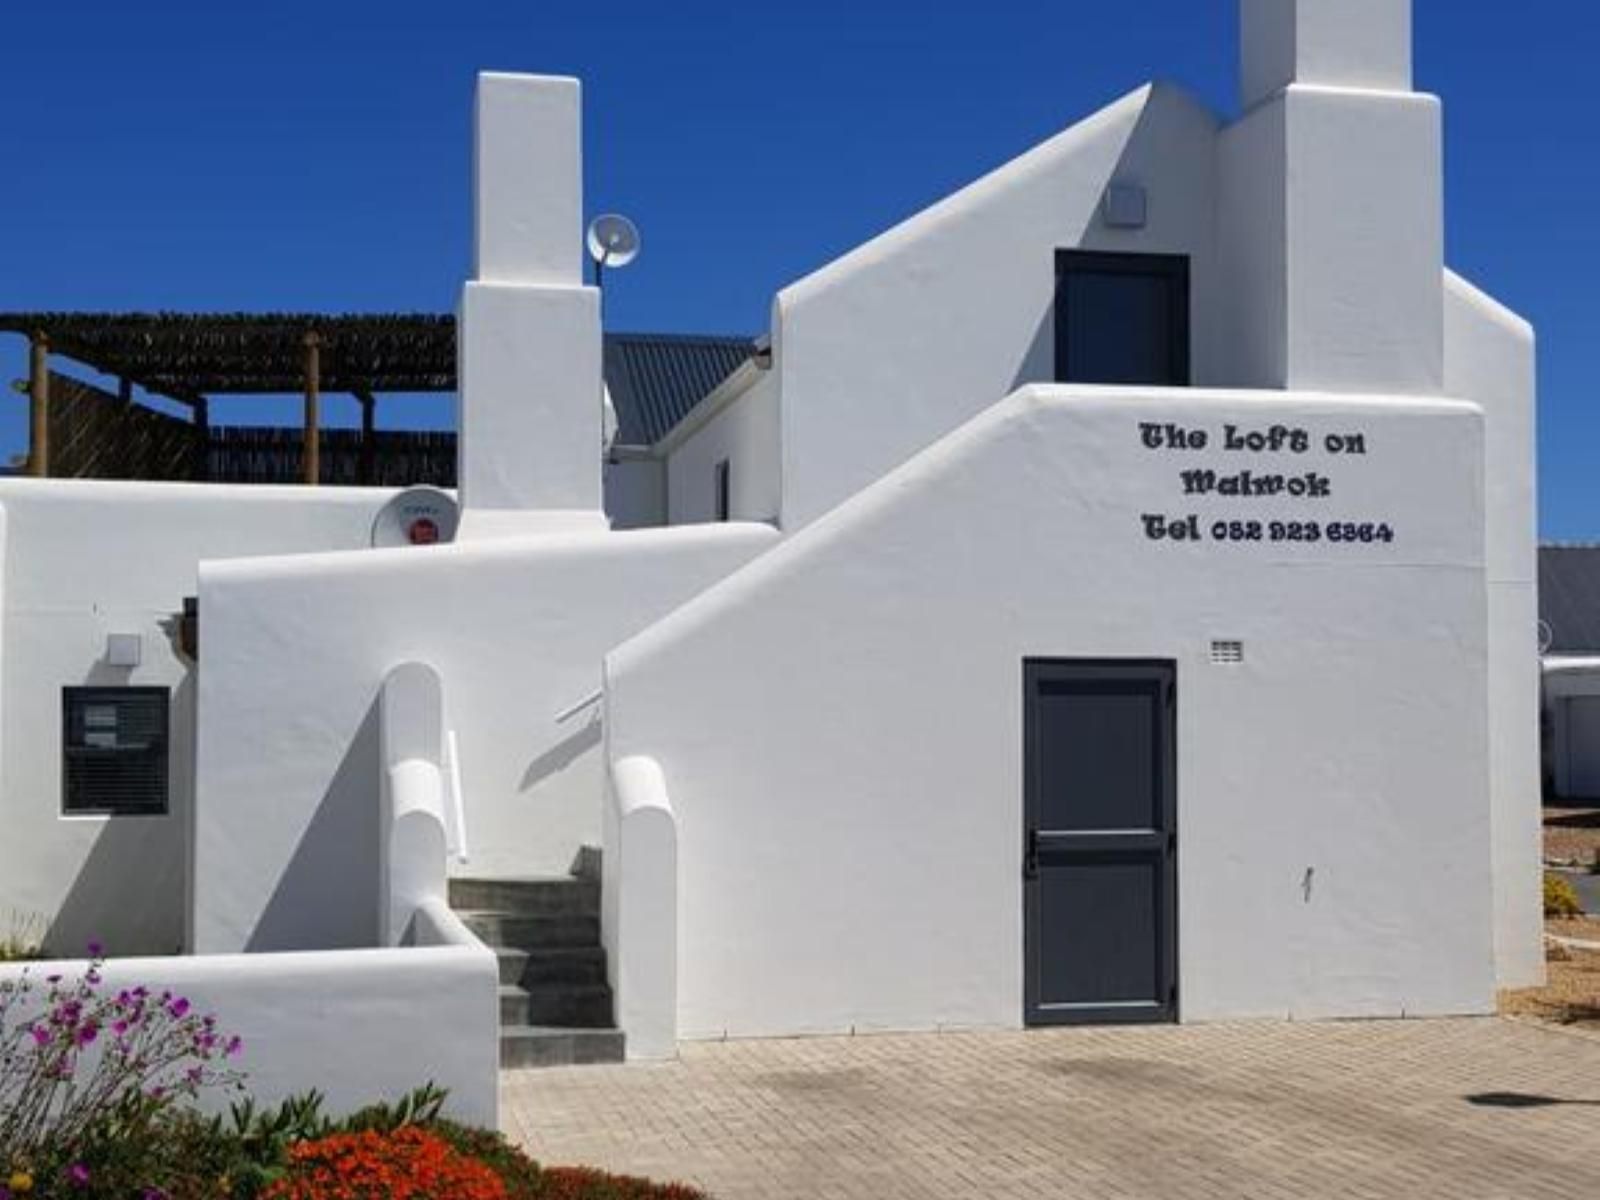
top-left (714, 458), bottom-right (731, 522)
top-left (61, 687), bottom-right (170, 816)
top-left (1055, 251), bottom-right (1191, 387)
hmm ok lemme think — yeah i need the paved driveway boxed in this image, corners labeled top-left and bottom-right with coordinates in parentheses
top-left (502, 1019), bottom-right (1600, 1199)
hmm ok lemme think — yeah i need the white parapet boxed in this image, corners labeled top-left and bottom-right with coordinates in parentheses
top-left (602, 753), bottom-right (678, 1061)
top-left (474, 73), bottom-right (583, 287)
top-left (378, 662), bottom-right (450, 947)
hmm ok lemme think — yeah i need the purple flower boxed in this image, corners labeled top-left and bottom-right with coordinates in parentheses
top-left (224, 1035), bottom-right (243, 1058)
top-left (76, 1021), bottom-right (99, 1047)
top-left (66, 1163), bottom-right (90, 1187)
top-left (30, 1023), bottom-right (50, 1047)
top-left (143, 1189), bottom-right (169, 1200)
top-left (86, 940), bottom-right (104, 958)
top-left (45, 974), bottom-right (61, 985)
top-left (167, 997), bottom-right (190, 1019)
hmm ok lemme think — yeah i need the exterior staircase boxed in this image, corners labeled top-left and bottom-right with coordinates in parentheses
top-left (450, 876), bottom-right (626, 1068)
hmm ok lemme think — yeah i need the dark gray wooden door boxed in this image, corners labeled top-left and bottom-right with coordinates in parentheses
top-left (1024, 660), bottom-right (1177, 1025)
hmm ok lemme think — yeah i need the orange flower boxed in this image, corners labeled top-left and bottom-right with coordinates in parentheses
top-left (262, 1127), bottom-right (506, 1200)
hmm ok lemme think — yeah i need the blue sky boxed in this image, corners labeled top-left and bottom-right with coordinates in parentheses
top-left (1, 1), bottom-right (1595, 536)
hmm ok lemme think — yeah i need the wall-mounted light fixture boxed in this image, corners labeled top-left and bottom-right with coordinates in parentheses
top-left (104, 633), bottom-right (142, 669)
top-left (1103, 183), bottom-right (1148, 229)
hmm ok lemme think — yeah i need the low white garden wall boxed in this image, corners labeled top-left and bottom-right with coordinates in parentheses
top-left (0, 909), bottom-right (499, 1127)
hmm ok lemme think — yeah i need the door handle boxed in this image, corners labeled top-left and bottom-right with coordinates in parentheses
top-left (1024, 831), bottom-right (1040, 880)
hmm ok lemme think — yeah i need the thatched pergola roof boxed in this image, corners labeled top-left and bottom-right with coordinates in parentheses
top-left (4, 311), bottom-right (758, 481)
top-left (0, 312), bottom-right (455, 398)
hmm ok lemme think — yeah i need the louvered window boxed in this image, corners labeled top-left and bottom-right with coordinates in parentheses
top-left (62, 688), bottom-right (169, 816)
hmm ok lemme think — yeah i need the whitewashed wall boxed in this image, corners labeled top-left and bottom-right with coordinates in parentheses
top-left (607, 386), bottom-right (1492, 1039)
top-left (604, 458), bottom-right (666, 529)
top-left (772, 84), bottom-right (1221, 530)
top-left (1444, 271), bottom-right (1542, 986)
top-left (193, 523), bottom-right (776, 953)
top-left (0, 481), bottom-right (393, 957)
top-left (665, 373), bottom-right (780, 526)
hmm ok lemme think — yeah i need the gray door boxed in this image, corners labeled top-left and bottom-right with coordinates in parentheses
top-left (1024, 660), bottom-right (1177, 1025)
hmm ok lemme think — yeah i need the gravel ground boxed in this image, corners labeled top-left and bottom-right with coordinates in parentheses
top-left (1544, 803), bottom-right (1600, 866)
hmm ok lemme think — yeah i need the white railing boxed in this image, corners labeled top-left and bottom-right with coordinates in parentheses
top-left (553, 687), bottom-right (604, 724)
top-left (444, 727), bottom-right (469, 864)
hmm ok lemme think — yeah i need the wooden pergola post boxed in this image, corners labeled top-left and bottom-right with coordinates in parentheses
top-left (193, 397), bottom-right (211, 482)
top-left (114, 377), bottom-right (134, 478)
top-left (355, 389), bottom-right (376, 486)
top-left (27, 332), bottom-right (49, 477)
top-left (302, 331), bottom-right (321, 485)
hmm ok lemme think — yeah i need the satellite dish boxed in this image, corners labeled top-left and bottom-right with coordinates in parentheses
top-left (586, 214), bottom-right (641, 272)
top-left (1539, 619), bottom-right (1555, 655)
top-left (371, 486), bottom-right (459, 549)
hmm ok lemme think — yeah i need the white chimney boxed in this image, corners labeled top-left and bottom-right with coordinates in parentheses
top-left (1222, 0), bottom-right (1442, 396)
top-left (1241, 0), bottom-right (1413, 109)
top-left (455, 73), bottom-right (606, 539)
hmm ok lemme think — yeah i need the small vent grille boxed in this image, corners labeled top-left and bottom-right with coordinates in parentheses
top-left (62, 687), bottom-right (169, 816)
top-left (1210, 640), bottom-right (1245, 665)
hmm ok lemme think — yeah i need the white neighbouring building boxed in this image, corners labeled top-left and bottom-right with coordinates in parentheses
top-left (0, 0), bottom-right (1540, 1111)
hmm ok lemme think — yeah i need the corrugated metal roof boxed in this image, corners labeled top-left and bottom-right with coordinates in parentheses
top-left (603, 333), bottom-right (756, 447)
top-left (1540, 545), bottom-right (1600, 653)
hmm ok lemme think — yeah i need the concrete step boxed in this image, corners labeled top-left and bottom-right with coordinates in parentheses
top-left (450, 876), bottom-right (600, 917)
top-left (459, 910), bottom-right (600, 950)
top-left (499, 983), bottom-right (614, 1027)
top-left (496, 946), bottom-right (610, 988)
top-left (501, 1025), bottom-right (626, 1069)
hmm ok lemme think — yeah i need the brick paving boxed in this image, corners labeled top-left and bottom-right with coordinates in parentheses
top-left (501, 1018), bottom-right (1600, 1199)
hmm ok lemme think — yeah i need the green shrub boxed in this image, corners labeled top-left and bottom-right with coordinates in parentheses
top-left (0, 909), bottom-right (46, 962)
top-left (9, 1083), bottom-right (705, 1200)
top-left (1544, 871), bottom-right (1583, 918)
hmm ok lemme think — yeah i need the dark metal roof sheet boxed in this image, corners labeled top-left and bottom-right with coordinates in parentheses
top-left (1540, 545), bottom-right (1600, 653)
top-left (603, 333), bottom-right (756, 446)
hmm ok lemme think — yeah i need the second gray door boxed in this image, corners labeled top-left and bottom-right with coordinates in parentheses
top-left (1024, 660), bottom-right (1177, 1025)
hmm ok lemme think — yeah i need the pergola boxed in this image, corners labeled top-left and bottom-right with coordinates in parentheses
top-left (1, 313), bottom-right (456, 484)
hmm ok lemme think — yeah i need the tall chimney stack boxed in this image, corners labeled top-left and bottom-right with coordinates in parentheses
top-left (1223, 0), bottom-right (1442, 396)
top-left (455, 73), bottom-right (606, 539)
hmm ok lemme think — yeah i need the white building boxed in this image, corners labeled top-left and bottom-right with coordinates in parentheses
top-left (0, 0), bottom-right (1540, 1110)
top-left (1537, 545), bottom-right (1600, 802)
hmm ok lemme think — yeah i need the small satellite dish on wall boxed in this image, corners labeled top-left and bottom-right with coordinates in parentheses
top-left (586, 213), bottom-right (640, 286)
top-left (371, 486), bottom-right (459, 549)
top-left (1539, 619), bottom-right (1555, 655)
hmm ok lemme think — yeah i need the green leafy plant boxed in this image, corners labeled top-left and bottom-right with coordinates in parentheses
top-left (1544, 871), bottom-right (1584, 918)
top-left (0, 910), bottom-right (46, 963)
top-left (0, 949), bottom-right (246, 1166)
